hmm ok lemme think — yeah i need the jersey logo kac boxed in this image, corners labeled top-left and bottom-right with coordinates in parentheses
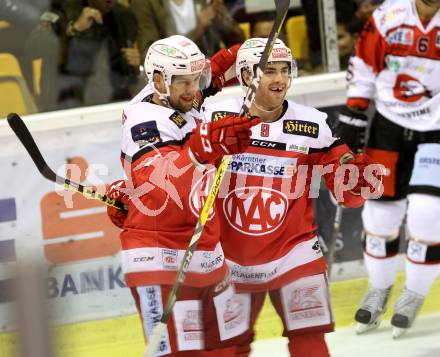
top-left (223, 186), bottom-right (288, 235)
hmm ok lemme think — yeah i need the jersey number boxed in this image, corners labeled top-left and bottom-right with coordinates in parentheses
top-left (416, 37), bottom-right (429, 54)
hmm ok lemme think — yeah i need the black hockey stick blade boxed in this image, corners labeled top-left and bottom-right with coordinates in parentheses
top-left (257, 0), bottom-right (290, 72)
top-left (7, 113), bottom-right (126, 210)
top-left (7, 112), bottom-right (57, 182)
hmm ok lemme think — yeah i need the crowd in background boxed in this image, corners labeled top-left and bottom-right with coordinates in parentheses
top-left (0, 0), bottom-right (383, 115)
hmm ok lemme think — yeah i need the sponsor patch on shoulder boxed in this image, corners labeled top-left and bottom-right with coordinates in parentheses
top-left (387, 28), bottom-right (413, 46)
top-left (283, 120), bottom-right (319, 138)
top-left (169, 111), bottom-right (187, 128)
top-left (192, 94), bottom-right (202, 112)
top-left (211, 111), bottom-right (237, 122)
top-left (131, 121), bottom-right (161, 147)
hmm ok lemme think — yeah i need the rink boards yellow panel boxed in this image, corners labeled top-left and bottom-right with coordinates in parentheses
top-left (1, 273), bottom-right (439, 357)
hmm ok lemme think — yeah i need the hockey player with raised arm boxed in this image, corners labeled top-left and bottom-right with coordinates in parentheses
top-left (105, 35), bottom-right (260, 356)
top-left (203, 38), bottom-right (384, 357)
top-left (336, 0), bottom-right (440, 338)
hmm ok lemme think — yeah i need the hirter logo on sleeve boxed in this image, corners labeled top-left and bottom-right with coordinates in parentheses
top-left (169, 111), bottom-right (187, 128)
top-left (211, 111), bottom-right (237, 122)
top-left (283, 120), bottom-right (319, 138)
top-left (131, 121), bottom-right (161, 147)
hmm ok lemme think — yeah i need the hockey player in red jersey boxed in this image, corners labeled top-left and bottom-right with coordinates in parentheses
top-left (203, 38), bottom-right (385, 357)
top-left (336, 0), bottom-right (440, 338)
top-left (106, 35), bottom-right (260, 356)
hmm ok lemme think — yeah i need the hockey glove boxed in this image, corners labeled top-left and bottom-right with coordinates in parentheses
top-left (336, 106), bottom-right (368, 153)
top-left (336, 153), bottom-right (385, 197)
top-left (210, 44), bottom-right (240, 90)
top-left (106, 180), bottom-right (129, 229)
top-left (188, 115), bottom-right (261, 165)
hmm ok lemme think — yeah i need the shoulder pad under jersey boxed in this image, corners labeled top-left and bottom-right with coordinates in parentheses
top-left (121, 102), bottom-right (197, 161)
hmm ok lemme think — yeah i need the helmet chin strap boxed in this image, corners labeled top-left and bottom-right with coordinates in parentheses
top-left (153, 82), bottom-right (171, 108)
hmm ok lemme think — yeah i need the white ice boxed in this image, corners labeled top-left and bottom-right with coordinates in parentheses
top-left (250, 313), bottom-right (440, 357)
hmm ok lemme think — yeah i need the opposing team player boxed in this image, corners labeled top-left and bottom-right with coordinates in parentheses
top-left (336, 0), bottom-right (440, 338)
top-left (106, 35), bottom-right (260, 356)
top-left (203, 38), bottom-right (384, 356)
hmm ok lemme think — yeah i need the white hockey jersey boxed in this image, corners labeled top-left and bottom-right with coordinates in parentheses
top-left (119, 84), bottom-right (227, 288)
top-left (347, 0), bottom-right (440, 131)
top-left (203, 98), bottom-right (363, 292)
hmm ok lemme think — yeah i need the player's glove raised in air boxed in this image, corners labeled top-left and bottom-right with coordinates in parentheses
top-left (336, 106), bottom-right (368, 153)
top-left (106, 180), bottom-right (129, 229)
top-left (210, 44), bottom-right (240, 91)
top-left (188, 115), bottom-right (261, 165)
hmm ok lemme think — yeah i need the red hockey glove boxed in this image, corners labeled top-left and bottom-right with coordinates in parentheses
top-left (106, 180), bottom-right (129, 229)
top-left (210, 44), bottom-right (240, 90)
top-left (188, 115), bottom-right (261, 164)
top-left (335, 153), bottom-right (385, 198)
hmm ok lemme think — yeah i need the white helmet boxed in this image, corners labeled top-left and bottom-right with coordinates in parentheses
top-left (144, 35), bottom-right (211, 100)
top-left (236, 38), bottom-right (297, 91)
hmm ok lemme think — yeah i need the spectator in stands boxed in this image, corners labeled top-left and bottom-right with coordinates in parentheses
top-left (249, 11), bottom-right (287, 46)
top-left (44, 0), bottom-right (141, 108)
top-left (336, 7), bottom-right (363, 70)
top-left (130, 0), bottom-right (244, 59)
top-left (249, 11), bottom-right (274, 38)
top-left (300, 0), bottom-right (322, 71)
top-left (354, 0), bottom-right (383, 24)
top-left (0, 0), bottom-right (59, 111)
top-left (301, 0), bottom-right (362, 72)
top-left (337, 18), bottom-right (361, 70)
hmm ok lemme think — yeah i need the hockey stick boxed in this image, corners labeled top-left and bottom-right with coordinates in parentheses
top-left (326, 151), bottom-right (356, 277)
top-left (6, 113), bottom-right (126, 210)
top-left (327, 204), bottom-right (343, 277)
top-left (144, 1), bottom-right (290, 355)
top-left (327, 147), bottom-right (366, 277)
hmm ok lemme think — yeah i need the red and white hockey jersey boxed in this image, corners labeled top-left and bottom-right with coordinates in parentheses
top-left (119, 84), bottom-right (227, 288)
top-left (347, 0), bottom-right (440, 131)
top-left (203, 98), bottom-right (364, 292)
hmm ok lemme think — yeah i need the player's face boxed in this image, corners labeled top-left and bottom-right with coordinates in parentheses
top-left (255, 62), bottom-right (290, 109)
top-left (89, 0), bottom-right (115, 14)
top-left (337, 24), bottom-right (355, 58)
top-left (169, 73), bottom-right (201, 112)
